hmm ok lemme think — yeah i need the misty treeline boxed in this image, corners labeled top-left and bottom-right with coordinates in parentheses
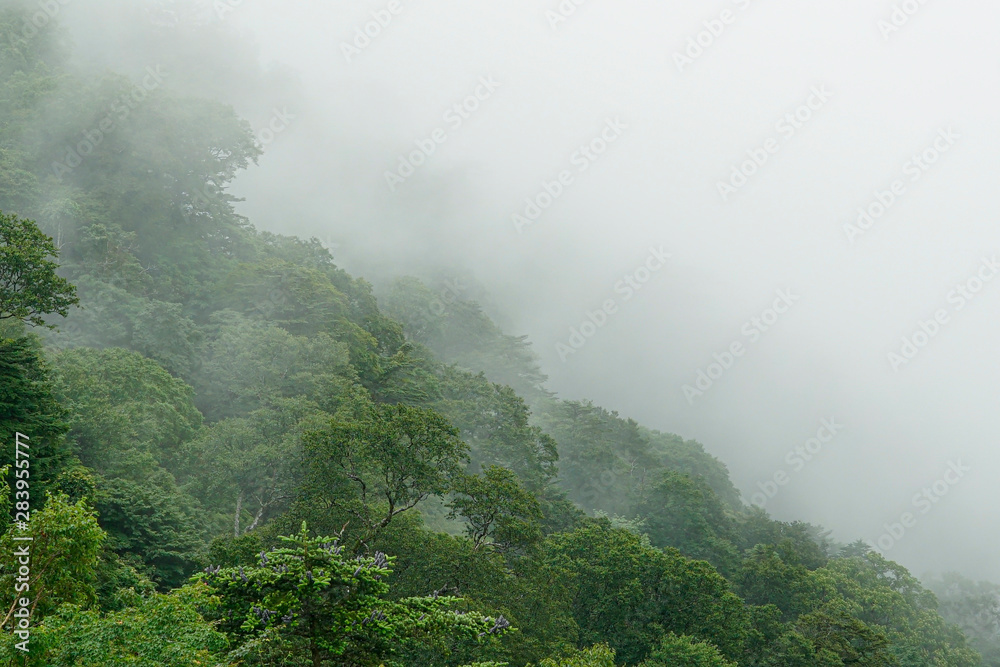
top-left (0, 3), bottom-right (998, 667)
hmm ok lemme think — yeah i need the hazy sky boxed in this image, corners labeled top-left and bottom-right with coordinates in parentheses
top-left (63, 0), bottom-right (1000, 581)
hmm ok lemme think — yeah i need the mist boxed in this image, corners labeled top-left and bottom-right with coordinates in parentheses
top-left (52, 0), bottom-right (1000, 583)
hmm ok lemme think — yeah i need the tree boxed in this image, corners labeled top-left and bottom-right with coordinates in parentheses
top-left (6, 584), bottom-right (230, 666)
top-left (448, 465), bottom-right (542, 554)
top-left (534, 400), bottom-right (660, 517)
top-left (51, 347), bottom-right (202, 473)
top-left (734, 545), bottom-right (837, 622)
top-left (193, 311), bottom-right (352, 421)
top-left (0, 491), bottom-right (105, 627)
top-left (0, 212), bottom-right (77, 327)
top-left (436, 369), bottom-right (558, 491)
top-left (824, 554), bottom-right (982, 667)
top-left (301, 396), bottom-right (469, 543)
top-left (364, 513), bottom-right (579, 667)
top-left (50, 347), bottom-right (207, 588)
top-left (198, 523), bottom-right (507, 667)
top-left (379, 276), bottom-right (552, 405)
top-left (188, 400), bottom-right (321, 537)
top-left (639, 634), bottom-right (736, 667)
top-left (542, 521), bottom-right (750, 665)
top-left (538, 643), bottom-right (617, 667)
top-left (795, 603), bottom-right (897, 666)
top-left (928, 572), bottom-right (1000, 665)
top-left (94, 472), bottom-right (205, 590)
top-left (735, 509), bottom-right (831, 570)
top-left (49, 277), bottom-right (202, 379)
top-left (646, 431), bottom-right (743, 510)
top-left (637, 469), bottom-right (739, 575)
top-left (0, 336), bottom-right (71, 505)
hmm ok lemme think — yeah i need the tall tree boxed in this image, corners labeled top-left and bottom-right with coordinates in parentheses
top-left (0, 337), bottom-right (70, 503)
top-left (448, 465), bottom-right (543, 554)
top-left (301, 395), bottom-right (469, 543)
top-left (0, 212), bottom-right (77, 327)
top-left (198, 523), bottom-right (506, 667)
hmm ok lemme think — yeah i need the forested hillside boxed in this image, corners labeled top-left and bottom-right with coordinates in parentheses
top-left (0, 4), bottom-right (998, 666)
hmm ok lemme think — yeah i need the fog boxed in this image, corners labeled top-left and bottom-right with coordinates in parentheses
top-left (58, 0), bottom-right (1000, 581)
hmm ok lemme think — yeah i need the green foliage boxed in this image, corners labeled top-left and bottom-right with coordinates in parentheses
top-left (193, 311), bottom-right (352, 420)
top-left (10, 584), bottom-right (229, 666)
top-left (435, 368), bottom-right (558, 491)
top-left (735, 545), bottom-right (836, 622)
top-left (825, 554), bottom-right (982, 667)
top-left (364, 514), bottom-right (578, 666)
top-left (186, 399), bottom-right (326, 537)
top-left (47, 276), bottom-right (202, 378)
top-left (637, 469), bottom-right (739, 575)
top-left (0, 492), bottom-right (104, 624)
top-left (301, 397), bottom-right (469, 543)
top-left (93, 472), bottom-right (204, 590)
top-left (213, 259), bottom-right (348, 337)
top-left (736, 508), bottom-right (832, 570)
top-left (735, 547), bottom-right (984, 667)
top-left (92, 547), bottom-right (157, 612)
top-left (0, 211), bottom-right (78, 327)
top-left (928, 573), bottom-right (1000, 666)
top-left (0, 149), bottom-right (38, 216)
top-left (639, 633), bottom-right (736, 667)
top-left (645, 430), bottom-right (742, 511)
top-left (380, 276), bottom-right (551, 405)
top-left (198, 523), bottom-right (506, 666)
top-left (534, 400), bottom-right (652, 518)
top-left (0, 336), bottom-right (70, 504)
top-left (794, 603), bottom-right (897, 666)
top-left (537, 643), bottom-right (616, 667)
top-left (543, 521), bottom-right (750, 665)
top-left (51, 347), bottom-right (202, 472)
top-left (448, 465), bottom-right (543, 554)
top-left (50, 347), bottom-right (206, 588)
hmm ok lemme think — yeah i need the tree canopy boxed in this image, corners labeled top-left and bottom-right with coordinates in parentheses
top-left (0, 212), bottom-right (77, 327)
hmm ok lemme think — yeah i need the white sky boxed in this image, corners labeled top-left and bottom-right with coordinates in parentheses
top-left (66, 0), bottom-right (1000, 580)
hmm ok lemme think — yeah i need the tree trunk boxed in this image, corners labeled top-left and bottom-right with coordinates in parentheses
top-left (247, 502), bottom-right (265, 533)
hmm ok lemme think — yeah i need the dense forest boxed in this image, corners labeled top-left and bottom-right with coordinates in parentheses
top-left (1, 4), bottom-right (999, 666)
